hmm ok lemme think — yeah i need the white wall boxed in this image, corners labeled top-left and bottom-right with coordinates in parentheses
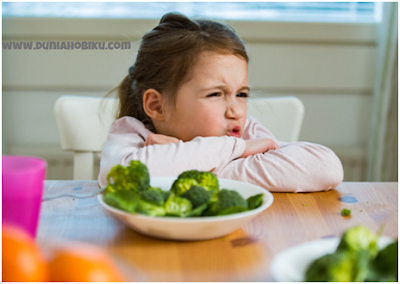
top-left (2, 18), bottom-right (377, 180)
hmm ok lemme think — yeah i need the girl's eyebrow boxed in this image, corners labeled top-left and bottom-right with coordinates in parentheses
top-left (200, 85), bottom-right (250, 92)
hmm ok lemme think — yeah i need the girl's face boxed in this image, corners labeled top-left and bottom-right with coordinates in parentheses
top-left (162, 52), bottom-right (249, 142)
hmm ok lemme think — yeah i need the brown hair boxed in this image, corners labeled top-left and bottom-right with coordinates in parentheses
top-left (110, 12), bottom-right (249, 132)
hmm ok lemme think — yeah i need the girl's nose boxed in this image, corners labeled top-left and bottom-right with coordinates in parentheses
top-left (225, 102), bottom-right (244, 120)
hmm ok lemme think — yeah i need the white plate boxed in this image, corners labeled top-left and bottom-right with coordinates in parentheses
top-left (98, 176), bottom-right (273, 241)
top-left (270, 236), bottom-right (394, 282)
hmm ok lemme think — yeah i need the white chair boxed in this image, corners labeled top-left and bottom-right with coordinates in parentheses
top-left (54, 95), bottom-right (304, 180)
top-left (247, 96), bottom-right (304, 142)
top-left (54, 96), bottom-right (117, 180)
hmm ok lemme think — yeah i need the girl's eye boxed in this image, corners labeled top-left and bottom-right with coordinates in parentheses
top-left (237, 92), bottom-right (248, 98)
top-left (206, 92), bottom-right (221, 97)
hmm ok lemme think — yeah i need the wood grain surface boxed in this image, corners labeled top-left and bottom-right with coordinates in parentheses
top-left (37, 181), bottom-right (398, 281)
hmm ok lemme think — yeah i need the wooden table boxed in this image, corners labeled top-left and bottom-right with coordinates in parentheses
top-left (38, 181), bottom-right (398, 281)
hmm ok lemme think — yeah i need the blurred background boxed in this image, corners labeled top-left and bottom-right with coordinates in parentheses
top-left (2, 2), bottom-right (398, 182)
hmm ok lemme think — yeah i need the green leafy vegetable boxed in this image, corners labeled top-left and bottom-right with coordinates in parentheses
top-left (247, 194), bottom-right (264, 210)
top-left (305, 251), bottom-right (357, 282)
top-left (180, 185), bottom-right (212, 208)
top-left (162, 191), bottom-right (173, 202)
top-left (139, 189), bottom-right (164, 207)
top-left (103, 189), bottom-right (140, 213)
top-left (204, 189), bottom-right (248, 216)
top-left (186, 203), bottom-right (208, 217)
top-left (170, 178), bottom-right (199, 196)
top-left (136, 199), bottom-right (166, 217)
top-left (366, 240), bottom-right (398, 282)
top-left (336, 225), bottom-right (379, 258)
top-left (171, 170), bottom-right (219, 197)
top-left (106, 160), bottom-right (150, 193)
top-left (305, 225), bottom-right (397, 282)
top-left (164, 194), bottom-right (193, 217)
top-left (103, 164), bottom-right (264, 218)
top-left (341, 208), bottom-right (351, 216)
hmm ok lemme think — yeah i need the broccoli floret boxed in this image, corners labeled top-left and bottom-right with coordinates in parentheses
top-left (306, 226), bottom-right (384, 282)
top-left (180, 186), bottom-right (212, 208)
top-left (336, 225), bottom-right (379, 258)
top-left (164, 194), bottom-right (193, 217)
top-left (139, 190), bottom-right (164, 207)
top-left (306, 249), bottom-right (372, 282)
top-left (170, 177), bottom-right (198, 196)
top-left (195, 172), bottom-right (219, 192)
top-left (162, 191), bottom-right (173, 202)
top-left (106, 160), bottom-right (150, 193)
top-left (136, 199), bottom-right (166, 217)
top-left (341, 208), bottom-right (351, 216)
top-left (366, 240), bottom-right (398, 282)
top-left (177, 170), bottom-right (201, 179)
top-left (305, 251), bottom-right (357, 282)
top-left (171, 170), bottom-right (219, 196)
top-left (148, 187), bottom-right (163, 193)
top-left (204, 189), bottom-right (248, 216)
top-left (103, 189), bottom-right (140, 213)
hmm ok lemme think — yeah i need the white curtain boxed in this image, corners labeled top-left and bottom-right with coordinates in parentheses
top-left (367, 2), bottom-right (398, 181)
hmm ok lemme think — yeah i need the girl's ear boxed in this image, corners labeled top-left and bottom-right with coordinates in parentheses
top-left (143, 89), bottom-right (166, 121)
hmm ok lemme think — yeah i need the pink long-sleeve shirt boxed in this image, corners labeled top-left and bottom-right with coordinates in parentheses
top-left (98, 116), bottom-right (344, 192)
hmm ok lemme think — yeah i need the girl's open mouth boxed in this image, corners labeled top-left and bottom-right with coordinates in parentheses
top-left (229, 126), bottom-right (241, 138)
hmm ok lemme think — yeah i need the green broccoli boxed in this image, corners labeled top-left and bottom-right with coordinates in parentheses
top-left (136, 199), bottom-right (166, 217)
top-left (171, 170), bottom-right (219, 197)
top-left (148, 187), bottom-right (163, 193)
top-left (106, 160), bottom-right (150, 193)
top-left (336, 225), bottom-right (379, 259)
top-left (103, 189), bottom-right (140, 213)
top-left (162, 191), bottom-right (173, 202)
top-left (195, 171), bottom-right (219, 192)
top-left (139, 189), bottom-right (164, 207)
top-left (164, 194), bottom-right (193, 217)
top-left (204, 189), bottom-right (248, 216)
top-left (180, 185), bottom-right (212, 208)
top-left (170, 177), bottom-right (199, 196)
top-left (305, 251), bottom-right (357, 282)
top-left (341, 208), bottom-right (351, 216)
top-left (306, 226), bottom-right (391, 282)
top-left (366, 240), bottom-right (398, 282)
top-left (177, 169), bottom-right (201, 179)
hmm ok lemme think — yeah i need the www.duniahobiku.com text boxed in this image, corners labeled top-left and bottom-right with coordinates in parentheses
top-left (2, 41), bottom-right (131, 50)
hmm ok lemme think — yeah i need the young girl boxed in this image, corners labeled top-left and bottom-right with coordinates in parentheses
top-left (98, 12), bottom-right (343, 192)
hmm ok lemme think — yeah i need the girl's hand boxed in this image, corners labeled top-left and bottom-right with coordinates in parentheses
top-left (144, 133), bottom-right (180, 146)
top-left (241, 139), bottom-right (280, 158)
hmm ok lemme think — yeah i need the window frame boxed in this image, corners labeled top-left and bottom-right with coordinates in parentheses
top-left (3, 17), bottom-right (377, 45)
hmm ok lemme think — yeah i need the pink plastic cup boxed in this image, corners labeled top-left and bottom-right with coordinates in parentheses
top-left (2, 155), bottom-right (46, 238)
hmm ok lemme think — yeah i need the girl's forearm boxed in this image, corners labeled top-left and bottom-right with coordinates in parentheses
top-left (217, 141), bottom-right (344, 193)
top-left (98, 135), bottom-right (246, 188)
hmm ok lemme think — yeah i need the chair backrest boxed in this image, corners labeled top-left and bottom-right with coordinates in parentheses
top-left (54, 95), bottom-right (304, 180)
top-left (247, 96), bottom-right (304, 142)
top-left (54, 96), bottom-right (117, 180)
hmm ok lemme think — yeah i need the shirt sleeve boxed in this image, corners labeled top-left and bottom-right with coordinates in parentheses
top-left (98, 117), bottom-right (246, 188)
top-left (217, 117), bottom-right (344, 193)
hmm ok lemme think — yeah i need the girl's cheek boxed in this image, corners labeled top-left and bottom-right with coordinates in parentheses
top-left (204, 108), bottom-right (224, 123)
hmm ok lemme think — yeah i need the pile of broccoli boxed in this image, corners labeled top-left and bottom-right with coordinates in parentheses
top-left (103, 160), bottom-right (264, 218)
top-left (305, 225), bottom-right (398, 282)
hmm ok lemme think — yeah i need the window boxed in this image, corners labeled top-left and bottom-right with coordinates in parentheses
top-left (2, 2), bottom-right (382, 23)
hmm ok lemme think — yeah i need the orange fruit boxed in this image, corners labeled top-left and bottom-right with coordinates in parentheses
top-left (2, 223), bottom-right (49, 282)
top-left (49, 242), bottom-right (124, 282)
